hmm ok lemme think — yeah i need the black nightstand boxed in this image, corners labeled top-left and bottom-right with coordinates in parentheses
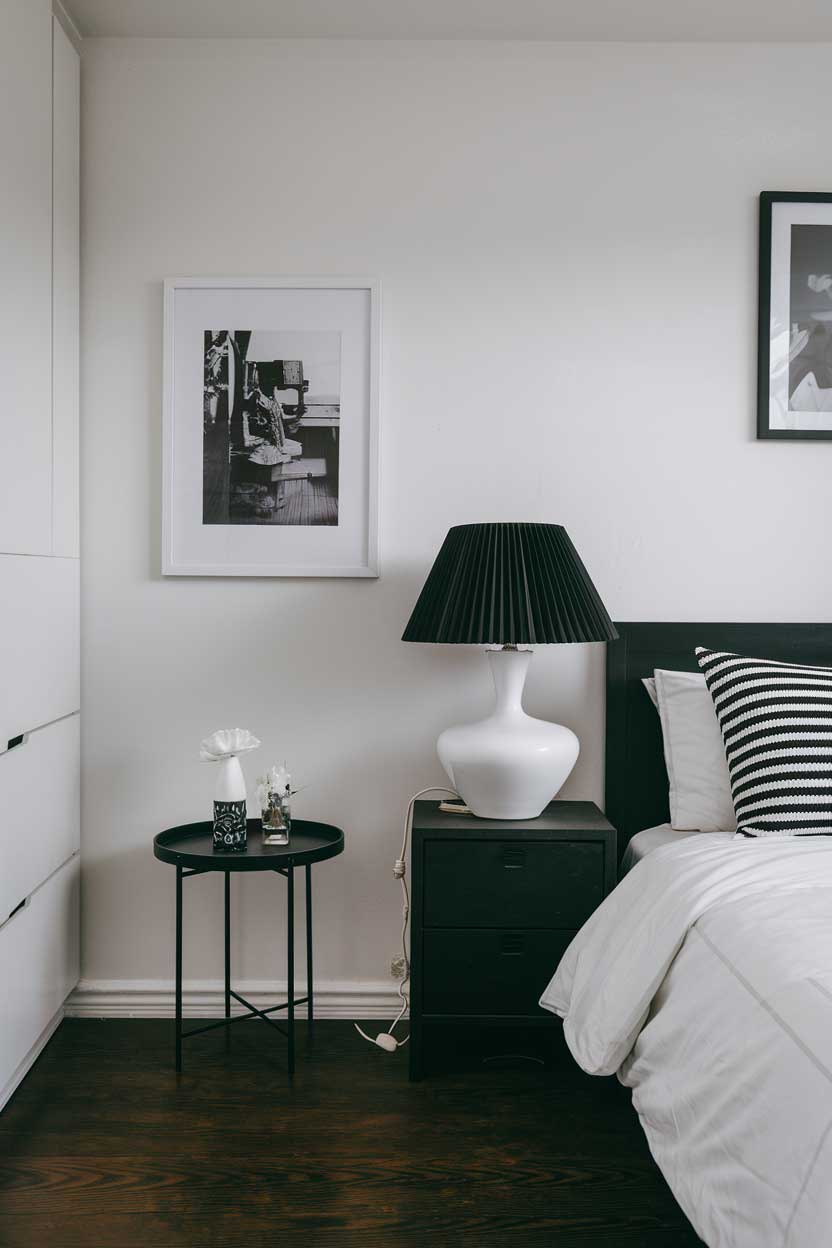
top-left (409, 799), bottom-right (616, 1080)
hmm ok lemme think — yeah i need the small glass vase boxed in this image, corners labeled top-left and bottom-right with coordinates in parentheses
top-left (262, 791), bottom-right (289, 845)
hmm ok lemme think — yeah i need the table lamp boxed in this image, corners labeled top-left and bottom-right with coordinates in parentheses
top-left (402, 523), bottom-right (618, 819)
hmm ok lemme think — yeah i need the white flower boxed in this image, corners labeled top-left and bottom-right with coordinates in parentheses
top-left (256, 764), bottom-right (293, 809)
top-left (769, 323), bottom-right (809, 380)
top-left (256, 776), bottom-right (272, 808)
top-left (200, 728), bottom-right (261, 762)
top-left (272, 765), bottom-right (292, 793)
top-left (255, 764), bottom-right (292, 798)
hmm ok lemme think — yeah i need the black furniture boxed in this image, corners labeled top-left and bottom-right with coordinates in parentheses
top-left (408, 799), bottom-right (616, 1080)
top-left (605, 622), bottom-right (832, 860)
top-left (153, 818), bottom-right (344, 1077)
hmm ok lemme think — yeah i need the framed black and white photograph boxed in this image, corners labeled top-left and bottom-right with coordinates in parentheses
top-left (758, 192), bottom-right (832, 440)
top-left (163, 277), bottom-right (380, 574)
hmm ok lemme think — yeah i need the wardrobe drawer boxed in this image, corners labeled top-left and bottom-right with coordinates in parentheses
top-left (0, 714), bottom-right (79, 922)
top-left (0, 853), bottom-right (79, 1108)
top-left (0, 0), bottom-right (53, 557)
top-left (423, 839), bottom-right (606, 929)
top-left (0, 554), bottom-right (79, 745)
top-left (422, 928), bottom-right (573, 1017)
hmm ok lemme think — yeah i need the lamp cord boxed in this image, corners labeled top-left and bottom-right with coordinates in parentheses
top-left (354, 786), bottom-right (460, 1052)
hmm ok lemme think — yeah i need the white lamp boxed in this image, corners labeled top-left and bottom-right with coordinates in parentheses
top-left (402, 523), bottom-right (617, 820)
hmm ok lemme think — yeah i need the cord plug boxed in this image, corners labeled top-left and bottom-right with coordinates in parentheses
top-left (354, 1023), bottom-right (401, 1052)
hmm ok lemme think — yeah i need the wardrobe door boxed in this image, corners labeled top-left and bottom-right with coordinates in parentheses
top-left (0, 0), bottom-right (54, 556)
top-left (0, 555), bottom-right (80, 747)
top-left (0, 853), bottom-right (80, 1110)
top-left (52, 17), bottom-right (81, 559)
top-left (0, 715), bottom-right (80, 924)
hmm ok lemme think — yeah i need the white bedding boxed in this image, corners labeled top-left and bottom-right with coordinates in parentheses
top-left (620, 823), bottom-right (731, 873)
top-left (540, 836), bottom-right (832, 1247)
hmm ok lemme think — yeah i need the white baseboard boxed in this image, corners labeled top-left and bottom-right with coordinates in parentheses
top-left (65, 978), bottom-right (403, 1020)
top-left (0, 1005), bottom-right (65, 1112)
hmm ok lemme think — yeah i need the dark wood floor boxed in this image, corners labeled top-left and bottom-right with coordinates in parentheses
top-left (0, 1020), bottom-right (701, 1248)
top-left (238, 475), bottom-right (338, 527)
top-left (202, 414), bottom-right (231, 524)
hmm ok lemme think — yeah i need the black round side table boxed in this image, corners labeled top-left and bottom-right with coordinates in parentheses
top-left (154, 818), bottom-right (344, 1077)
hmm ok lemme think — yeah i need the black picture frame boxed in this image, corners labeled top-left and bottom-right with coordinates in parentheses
top-left (757, 191), bottom-right (832, 440)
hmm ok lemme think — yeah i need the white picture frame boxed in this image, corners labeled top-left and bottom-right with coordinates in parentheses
top-left (162, 276), bottom-right (380, 576)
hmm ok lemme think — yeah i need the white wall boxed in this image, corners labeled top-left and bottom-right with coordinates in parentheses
top-left (80, 38), bottom-right (832, 1001)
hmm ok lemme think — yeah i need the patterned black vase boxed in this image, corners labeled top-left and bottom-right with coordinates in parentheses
top-left (213, 800), bottom-right (247, 852)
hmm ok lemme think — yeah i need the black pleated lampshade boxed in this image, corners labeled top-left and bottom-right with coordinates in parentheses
top-left (402, 523), bottom-right (618, 645)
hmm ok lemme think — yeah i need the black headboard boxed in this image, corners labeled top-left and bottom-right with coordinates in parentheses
top-left (605, 622), bottom-right (832, 856)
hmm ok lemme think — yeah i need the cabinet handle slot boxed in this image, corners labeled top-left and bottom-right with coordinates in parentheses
top-left (6, 733), bottom-right (27, 752)
top-left (501, 846), bottom-right (526, 869)
top-left (501, 933), bottom-right (525, 955)
top-left (1, 895), bottom-right (29, 932)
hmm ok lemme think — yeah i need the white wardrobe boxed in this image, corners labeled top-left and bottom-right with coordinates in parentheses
top-left (0, 2), bottom-right (81, 1110)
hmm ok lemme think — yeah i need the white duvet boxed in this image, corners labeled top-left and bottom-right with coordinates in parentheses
top-left (539, 836), bottom-right (832, 1248)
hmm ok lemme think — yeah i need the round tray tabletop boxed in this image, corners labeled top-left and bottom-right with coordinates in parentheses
top-left (154, 819), bottom-right (344, 871)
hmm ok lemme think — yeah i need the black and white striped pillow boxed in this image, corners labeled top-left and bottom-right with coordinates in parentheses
top-left (696, 646), bottom-right (832, 837)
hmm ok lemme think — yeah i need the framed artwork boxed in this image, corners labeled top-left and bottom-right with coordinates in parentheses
top-left (758, 192), bottom-right (832, 440)
top-left (162, 276), bottom-right (380, 575)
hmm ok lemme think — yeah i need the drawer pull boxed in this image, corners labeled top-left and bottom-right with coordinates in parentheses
top-left (1, 895), bottom-right (29, 932)
top-left (501, 933), bottom-right (525, 955)
top-left (501, 846), bottom-right (526, 869)
top-left (6, 733), bottom-right (27, 752)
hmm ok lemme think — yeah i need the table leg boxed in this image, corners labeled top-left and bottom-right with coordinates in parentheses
top-left (175, 865), bottom-right (183, 1073)
top-left (305, 864), bottom-right (313, 1030)
top-left (287, 865), bottom-right (295, 1077)
top-left (224, 871), bottom-right (231, 1021)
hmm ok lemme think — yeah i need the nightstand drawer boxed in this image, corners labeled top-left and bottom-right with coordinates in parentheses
top-left (422, 928), bottom-right (573, 1017)
top-left (423, 839), bottom-right (605, 929)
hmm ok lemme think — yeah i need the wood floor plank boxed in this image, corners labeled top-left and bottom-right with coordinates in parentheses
top-left (0, 1020), bottom-right (702, 1247)
top-left (202, 414), bottom-right (230, 524)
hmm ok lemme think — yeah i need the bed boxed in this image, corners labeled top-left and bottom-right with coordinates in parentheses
top-left (619, 823), bottom-right (722, 873)
top-left (540, 622), bottom-right (832, 1248)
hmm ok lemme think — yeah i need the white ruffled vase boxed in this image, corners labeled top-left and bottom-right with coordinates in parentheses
top-left (200, 728), bottom-right (260, 853)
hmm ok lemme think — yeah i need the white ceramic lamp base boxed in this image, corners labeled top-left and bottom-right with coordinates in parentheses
top-left (436, 648), bottom-right (579, 820)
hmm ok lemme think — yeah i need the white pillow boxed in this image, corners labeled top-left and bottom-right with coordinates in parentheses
top-left (651, 669), bottom-right (736, 833)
